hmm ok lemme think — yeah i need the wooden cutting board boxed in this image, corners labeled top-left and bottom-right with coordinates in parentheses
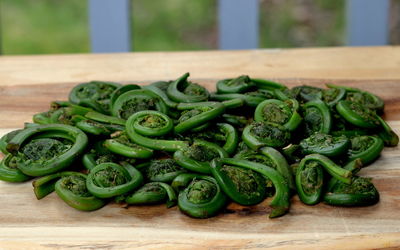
top-left (0, 48), bottom-right (400, 249)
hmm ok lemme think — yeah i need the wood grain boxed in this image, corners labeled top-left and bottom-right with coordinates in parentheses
top-left (0, 47), bottom-right (399, 249)
top-left (0, 47), bottom-right (400, 86)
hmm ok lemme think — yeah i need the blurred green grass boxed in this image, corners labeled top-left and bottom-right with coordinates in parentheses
top-left (0, 0), bottom-right (345, 54)
top-left (1, 0), bottom-right (90, 54)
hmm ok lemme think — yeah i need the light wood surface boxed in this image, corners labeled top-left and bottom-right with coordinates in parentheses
top-left (0, 47), bottom-right (400, 249)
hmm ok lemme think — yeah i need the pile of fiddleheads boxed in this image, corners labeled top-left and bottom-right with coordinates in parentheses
top-left (1, 73), bottom-right (395, 219)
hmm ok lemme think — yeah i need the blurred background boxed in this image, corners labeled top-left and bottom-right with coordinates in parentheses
top-left (1, 0), bottom-right (399, 55)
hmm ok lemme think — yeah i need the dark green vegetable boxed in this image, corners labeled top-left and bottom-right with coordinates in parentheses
top-left (291, 85), bottom-right (323, 102)
top-left (251, 78), bottom-right (286, 91)
top-left (322, 87), bottom-right (346, 107)
top-left (86, 162), bottom-right (143, 198)
top-left (112, 89), bottom-right (168, 120)
top-left (184, 123), bottom-right (239, 155)
top-left (298, 154), bottom-right (353, 185)
top-left (336, 100), bottom-right (380, 129)
top-left (0, 154), bottom-right (31, 182)
top-left (126, 110), bottom-right (173, 137)
top-left (259, 147), bottom-right (295, 191)
top-left (323, 176), bottom-right (379, 206)
top-left (303, 99), bottom-right (332, 136)
top-left (210, 92), bottom-right (266, 107)
top-left (175, 102), bottom-right (225, 134)
top-left (103, 133), bottom-right (154, 159)
top-left (0, 129), bottom-right (22, 154)
top-left (144, 158), bottom-right (187, 183)
top-left (125, 182), bottom-right (177, 208)
top-left (348, 135), bottom-right (384, 165)
top-left (327, 84), bottom-right (384, 113)
top-left (295, 160), bottom-right (324, 205)
top-left (282, 144), bottom-right (303, 164)
top-left (212, 158), bottom-right (290, 218)
top-left (84, 111), bottom-right (126, 126)
top-left (216, 75), bottom-right (255, 94)
top-left (55, 172), bottom-right (106, 211)
top-left (221, 114), bottom-right (249, 127)
top-left (0, 73), bottom-right (392, 219)
top-left (174, 140), bottom-right (228, 174)
top-left (33, 171), bottom-right (79, 199)
top-left (210, 123), bottom-right (239, 155)
top-left (69, 81), bottom-right (121, 114)
top-left (210, 162), bottom-right (266, 205)
top-left (76, 119), bottom-right (124, 135)
top-left (254, 99), bottom-right (302, 131)
top-left (6, 124), bottom-right (88, 176)
top-left (377, 116), bottom-right (399, 147)
top-left (171, 173), bottom-right (208, 192)
top-left (143, 84), bottom-right (179, 109)
top-left (242, 122), bottom-right (291, 149)
top-left (126, 112), bottom-right (188, 152)
top-left (167, 72), bottom-right (209, 103)
top-left (86, 162), bottom-right (144, 198)
top-left (178, 175), bottom-right (227, 218)
top-left (300, 133), bottom-right (350, 157)
top-left (110, 84), bottom-right (141, 107)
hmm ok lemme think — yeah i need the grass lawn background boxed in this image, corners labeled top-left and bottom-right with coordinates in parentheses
top-left (1, 0), bottom-right (345, 54)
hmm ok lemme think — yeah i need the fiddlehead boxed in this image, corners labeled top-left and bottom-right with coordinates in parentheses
top-left (112, 89), bottom-right (168, 120)
top-left (125, 182), bottom-right (177, 208)
top-left (254, 99), bottom-right (302, 131)
top-left (0, 154), bottom-right (31, 182)
top-left (321, 87), bottom-right (346, 107)
top-left (171, 173), bottom-right (206, 192)
top-left (259, 147), bottom-right (295, 191)
top-left (298, 154), bottom-right (352, 184)
top-left (76, 119), bottom-right (124, 136)
top-left (234, 146), bottom-right (295, 194)
top-left (82, 140), bottom-right (136, 171)
top-left (86, 162), bottom-right (144, 198)
top-left (184, 123), bottom-right (239, 155)
top-left (290, 85), bottom-right (323, 103)
top-left (6, 124), bottom-right (88, 176)
top-left (0, 129), bottom-right (22, 154)
top-left (33, 171), bottom-right (80, 199)
top-left (296, 155), bottom-right (359, 206)
top-left (299, 133), bottom-right (350, 157)
top-left (167, 72), bottom-right (210, 103)
top-left (178, 175), bottom-right (227, 219)
top-left (251, 78), bottom-right (287, 91)
top-left (242, 122), bottom-right (291, 150)
top-left (174, 102), bottom-right (225, 134)
top-left (126, 111), bottom-right (188, 152)
top-left (55, 172), bottom-right (106, 211)
top-left (109, 84), bottom-right (141, 107)
top-left (69, 81), bottom-right (121, 114)
top-left (174, 140), bottom-right (228, 174)
top-left (323, 176), bottom-right (379, 206)
top-left (347, 135), bottom-right (384, 165)
top-left (220, 114), bottom-right (250, 128)
top-left (336, 100), bottom-right (380, 129)
top-left (327, 84), bottom-right (384, 113)
top-left (210, 163), bottom-right (266, 206)
top-left (104, 131), bottom-right (154, 159)
top-left (143, 83), bottom-right (179, 109)
top-left (216, 75), bottom-right (255, 94)
top-left (212, 158), bottom-right (290, 218)
top-left (302, 99), bottom-right (332, 136)
top-left (376, 116), bottom-right (399, 147)
top-left (126, 110), bottom-right (173, 137)
top-left (143, 158), bottom-right (187, 183)
top-left (295, 160), bottom-right (324, 205)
